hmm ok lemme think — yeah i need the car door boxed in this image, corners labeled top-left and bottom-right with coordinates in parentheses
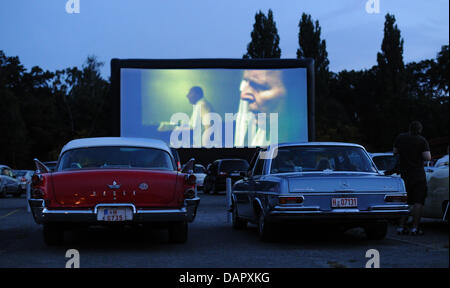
top-left (235, 152), bottom-right (264, 219)
top-left (247, 155), bottom-right (267, 220)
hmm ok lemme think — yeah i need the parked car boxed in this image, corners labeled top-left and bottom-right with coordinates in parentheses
top-left (203, 159), bottom-right (249, 194)
top-left (43, 161), bottom-right (57, 172)
top-left (29, 137), bottom-right (200, 245)
top-left (370, 152), bottom-right (399, 176)
top-left (15, 170), bottom-right (34, 191)
top-left (425, 154), bottom-right (449, 180)
top-left (0, 165), bottom-right (21, 197)
top-left (423, 155), bottom-right (449, 221)
top-left (231, 142), bottom-right (409, 241)
top-left (193, 164), bottom-right (207, 190)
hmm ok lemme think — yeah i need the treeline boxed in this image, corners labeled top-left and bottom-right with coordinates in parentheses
top-left (1, 11), bottom-right (449, 169)
top-left (244, 11), bottom-right (448, 152)
top-left (0, 55), bottom-right (111, 168)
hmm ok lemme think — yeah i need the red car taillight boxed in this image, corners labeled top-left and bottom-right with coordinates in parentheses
top-left (184, 189), bottom-right (196, 199)
top-left (185, 174), bottom-right (196, 185)
top-left (279, 196), bottom-right (304, 204)
top-left (31, 174), bottom-right (46, 199)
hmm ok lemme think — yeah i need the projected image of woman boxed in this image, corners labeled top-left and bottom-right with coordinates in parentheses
top-left (235, 70), bottom-right (286, 147)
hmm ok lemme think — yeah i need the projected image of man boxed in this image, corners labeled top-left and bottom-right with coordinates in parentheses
top-left (235, 70), bottom-right (286, 147)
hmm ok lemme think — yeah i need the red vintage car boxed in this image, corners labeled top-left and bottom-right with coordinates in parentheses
top-left (29, 137), bottom-right (200, 245)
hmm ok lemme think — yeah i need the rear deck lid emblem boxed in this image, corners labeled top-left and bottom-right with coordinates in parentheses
top-left (108, 180), bottom-right (121, 189)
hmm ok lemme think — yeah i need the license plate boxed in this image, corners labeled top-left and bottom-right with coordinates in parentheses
top-left (230, 172), bottom-right (240, 177)
top-left (332, 198), bottom-right (358, 208)
top-left (97, 207), bottom-right (133, 221)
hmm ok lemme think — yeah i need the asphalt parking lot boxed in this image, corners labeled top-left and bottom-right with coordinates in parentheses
top-left (0, 192), bottom-right (448, 268)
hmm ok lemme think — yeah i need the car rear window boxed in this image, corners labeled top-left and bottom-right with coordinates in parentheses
top-left (58, 146), bottom-right (174, 171)
top-left (220, 160), bottom-right (249, 172)
top-left (270, 146), bottom-right (377, 174)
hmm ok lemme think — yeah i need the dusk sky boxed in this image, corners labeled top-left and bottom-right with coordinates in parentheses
top-left (1, 0), bottom-right (448, 77)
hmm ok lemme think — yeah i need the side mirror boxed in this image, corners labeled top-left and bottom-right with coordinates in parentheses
top-left (181, 158), bottom-right (195, 174)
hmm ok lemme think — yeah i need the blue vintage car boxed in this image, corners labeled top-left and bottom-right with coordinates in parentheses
top-left (231, 142), bottom-right (409, 241)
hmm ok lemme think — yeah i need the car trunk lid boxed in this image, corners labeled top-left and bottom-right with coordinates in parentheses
top-left (50, 169), bottom-right (180, 208)
top-left (287, 173), bottom-right (399, 193)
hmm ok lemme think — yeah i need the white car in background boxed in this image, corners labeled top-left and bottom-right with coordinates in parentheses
top-left (423, 155), bottom-right (449, 221)
top-left (370, 152), bottom-right (399, 176)
top-left (0, 165), bottom-right (21, 197)
top-left (193, 164), bottom-right (207, 190)
top-left (14, 170), bottom-right (34, 191)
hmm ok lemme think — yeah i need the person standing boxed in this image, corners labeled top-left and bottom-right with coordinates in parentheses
top-left (393, 121), bottom-right (431, 235)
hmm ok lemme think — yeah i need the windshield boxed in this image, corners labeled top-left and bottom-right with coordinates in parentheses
top-left (270, 146), bottom-right (377, 174)
top-left (58, 146), bottom-right (174, 171)
top-left (372, 155), bottom-right (397, 171)
top-left (220, 160), bottom-right (249, 172)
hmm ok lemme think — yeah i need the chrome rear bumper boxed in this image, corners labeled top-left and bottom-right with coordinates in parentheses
top-left (29, 198), bottom-right (200, 224)
top-left (267, 204), bottom-right (409, 221)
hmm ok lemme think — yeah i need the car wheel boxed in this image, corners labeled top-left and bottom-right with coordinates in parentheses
top-left (258, 213), bottom-right (276, 242)
top-left (364, 222), bottom-right (388, 240)
top-left (232, 204), bottom-right (247, 230)
top-left (168, 221), bottom-right (188, 244)
top-left (43, 224), bottom-right (64, 246)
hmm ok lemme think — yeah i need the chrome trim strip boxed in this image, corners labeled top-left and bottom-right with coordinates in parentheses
top-left (370, 205), bottom-right (409, 210)
top-left (136, 207), bottom-right (187, 214)
top-left (274, 205), bottom-right (320, 211)
top-left (42, 208), bottom-right (93, 214)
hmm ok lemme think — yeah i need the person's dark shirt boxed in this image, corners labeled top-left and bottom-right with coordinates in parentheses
top-left (394, 132), bottom-right (430, 179)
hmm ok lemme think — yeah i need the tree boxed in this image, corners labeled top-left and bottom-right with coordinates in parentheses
top-left (297, 13), bottom-right (330, 81)
top-left (373, 13), bottom-right (407, 150)
top-left (0, 51), bottom-right (29, 168)
top-left (243, 9), bottom-right (281, 58)
top-left (296, 13), bottom-right (334, 141)
top-left (432, 45), bottom-right (449, 97)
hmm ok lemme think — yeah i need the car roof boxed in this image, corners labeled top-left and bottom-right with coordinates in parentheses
top-left (60, 137), bottom-right (171, 156)
top-left (0, 165), bottom-right (11, 169)
top-left (370, 152), bottom-right (394, 157)
top-left (268, 142), bottom-right (366, 150)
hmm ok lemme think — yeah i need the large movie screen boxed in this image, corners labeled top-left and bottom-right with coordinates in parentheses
top-left (120, 68), bottom-right (308, 148)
